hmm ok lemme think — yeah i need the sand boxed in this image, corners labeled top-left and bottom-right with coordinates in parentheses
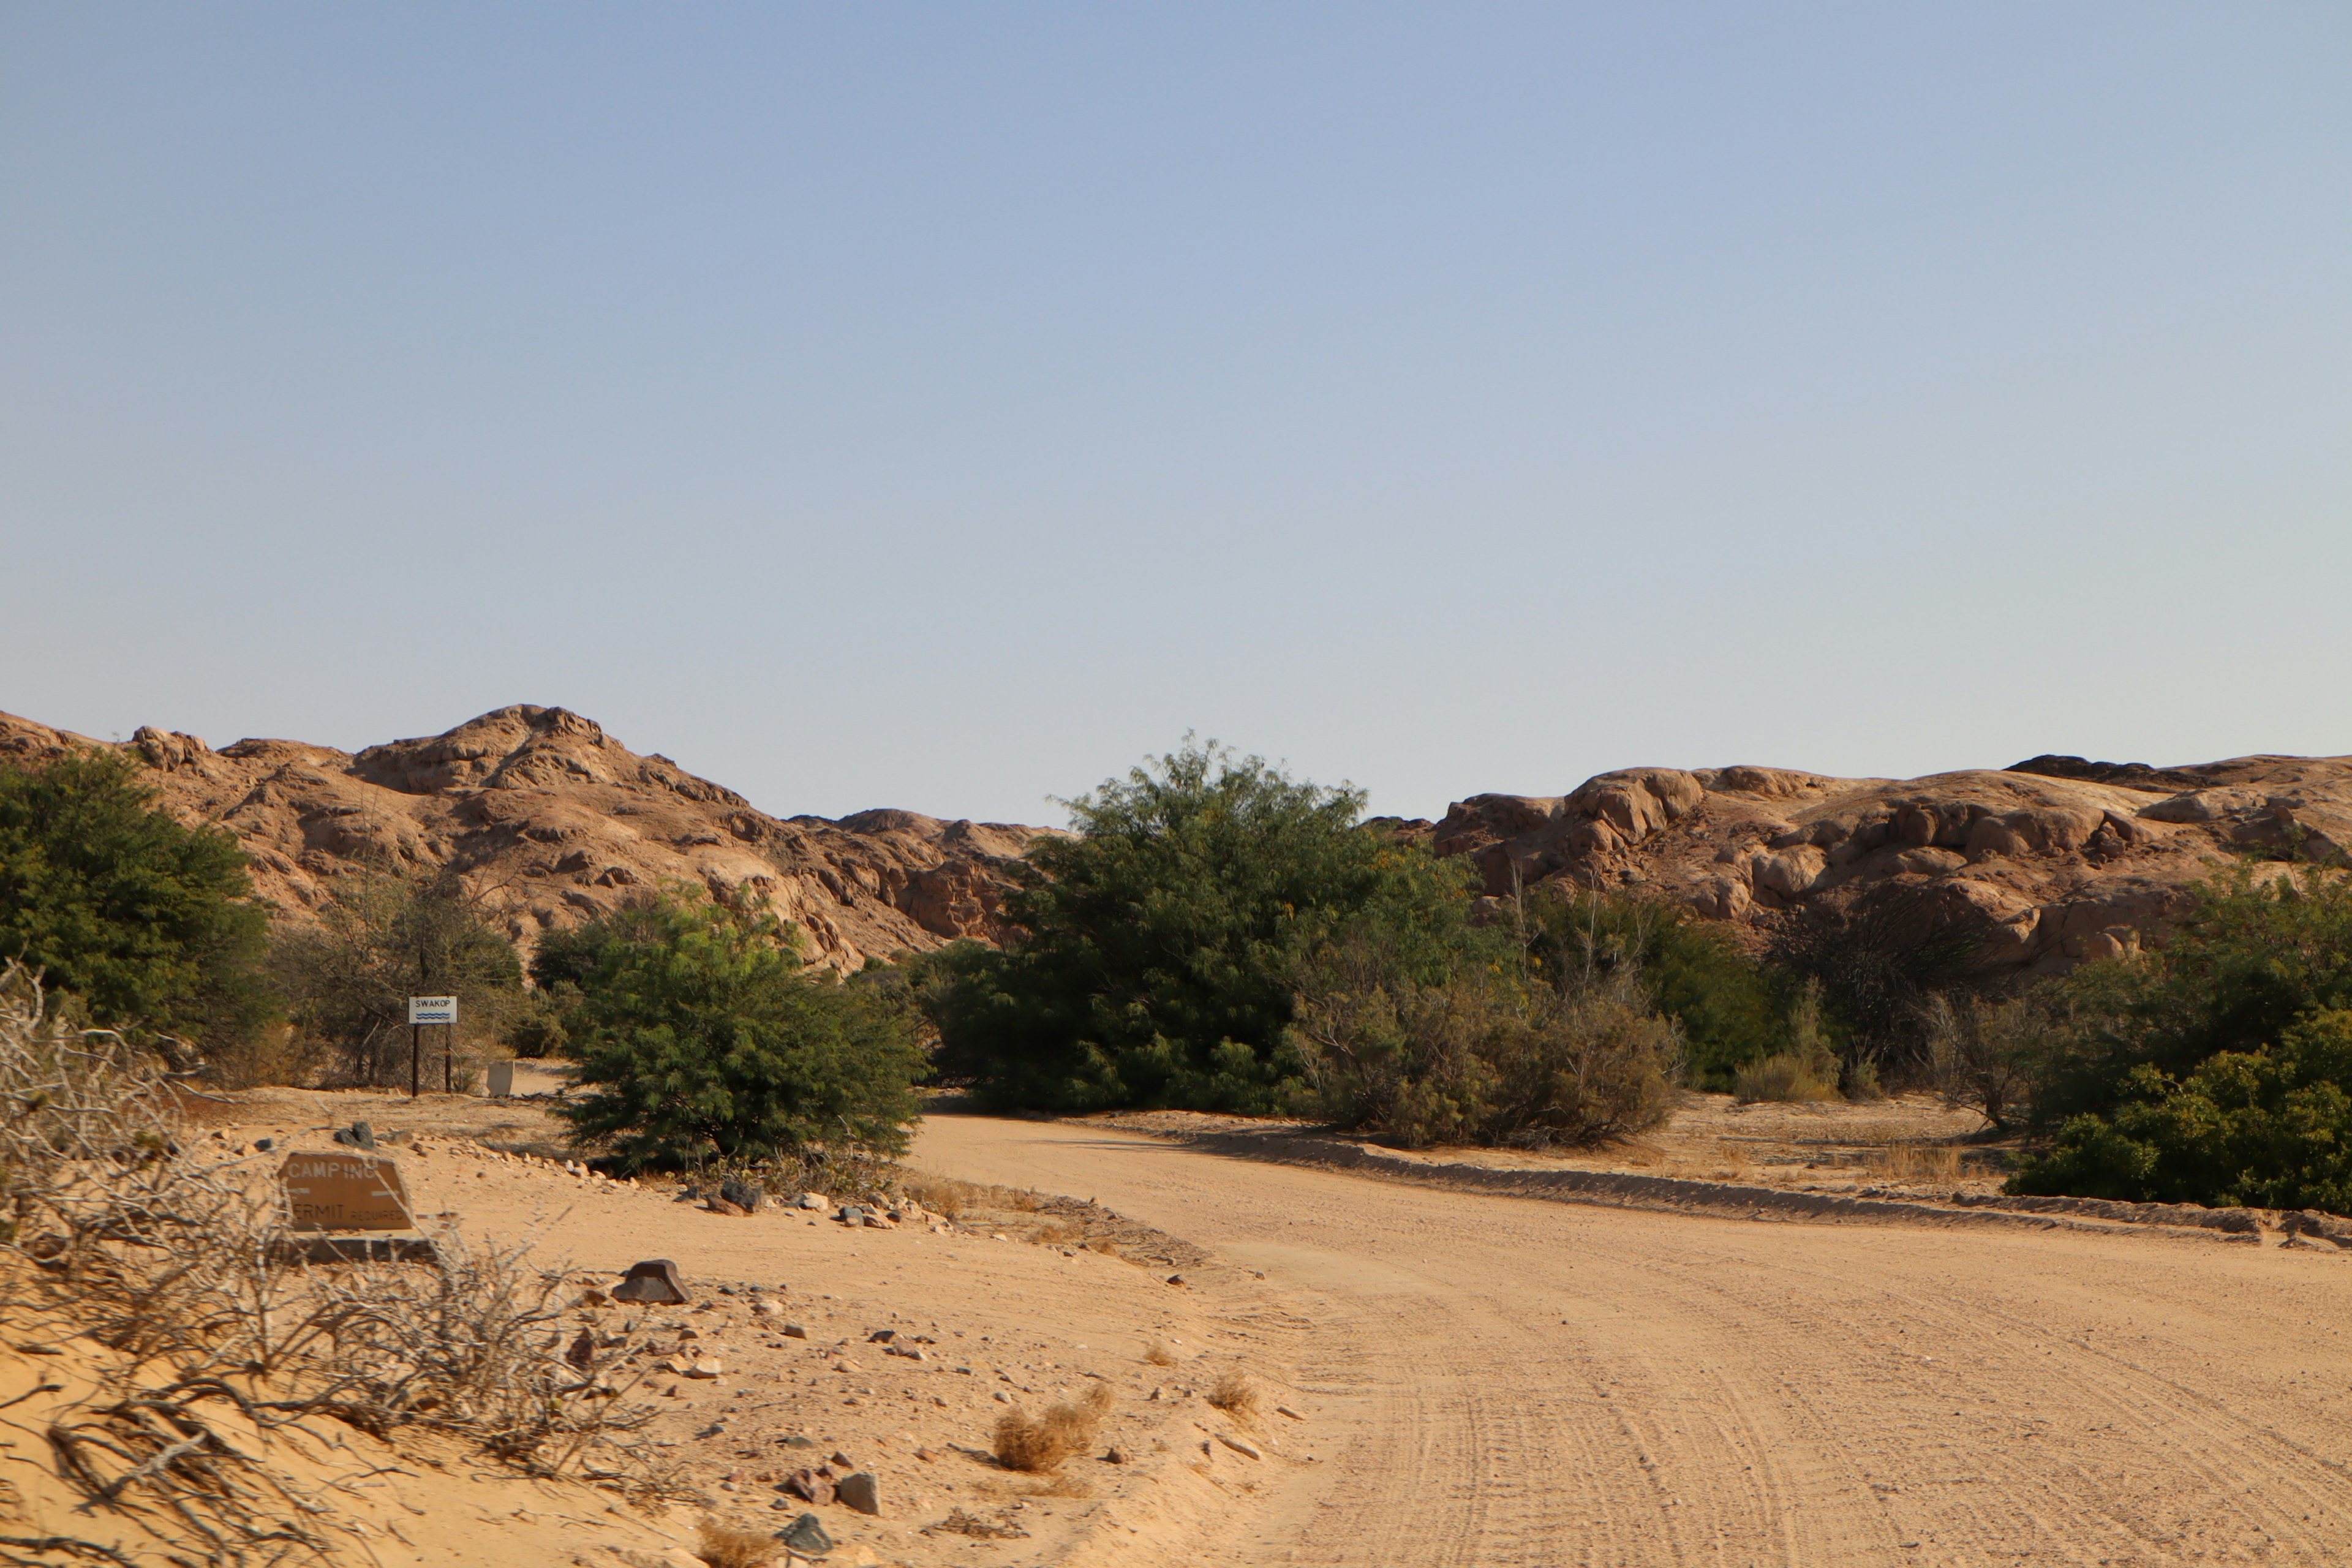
top-left (914, 1112), bottom-right (2352, 1567)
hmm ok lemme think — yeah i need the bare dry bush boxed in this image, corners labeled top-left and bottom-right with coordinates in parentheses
top-left (1031, 1218), bottom-right (1085, 1246)
top-left (992, 1383), bottom-right (1114, 1473)
top-left (1206, 1369), bottom-right (1260, 1419)
top-left (0, 965), bottom-right (668, 1563)
top-left (695, 1519), bottom-right (783, 1567)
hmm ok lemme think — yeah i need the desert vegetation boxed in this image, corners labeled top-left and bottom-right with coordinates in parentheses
top-left (548, 888), bottom-right (925, 1171)
top-left (0, 750), bottom-right (275, 1068)
top-left (0, 963), bottom-right (668, 1562)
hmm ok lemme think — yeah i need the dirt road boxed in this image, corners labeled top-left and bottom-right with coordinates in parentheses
top-left (914, 1115), bottom-right (2352, 1568)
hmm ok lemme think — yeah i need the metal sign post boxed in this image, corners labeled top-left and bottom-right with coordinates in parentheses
top-left (407, 997), bottom-right (458, 1098)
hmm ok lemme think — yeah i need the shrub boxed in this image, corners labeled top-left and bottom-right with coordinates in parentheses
top-left (993, 1384), bottom-right (1114, 1472)
top-left (1517, 889), bottom-right (1787, 1090)
top-left (553, 891), bottom-right (923, 1172)
top-left (0, 749), bottom-right (274, 1061)
top-left (1733, 982), bottom-right (1843, 1103)
top-left (2010, 1008), bottom-right (2352, 1210)
top-left (270, 864), bottom-right (522, 1087)
top-left (1289, 930), bottom-right (1681, 1148)
top-left (1205, 1370), bottom-right (1260, 1419)
top-left (2026, 867), bottom-right (2352, 1131)
top-left (0, 964), bottom-right (667, 1559)
top-left (920, 741), bottom-right (1480, 1113)
top-left (1767, 884), bottom-right (1986, 1080)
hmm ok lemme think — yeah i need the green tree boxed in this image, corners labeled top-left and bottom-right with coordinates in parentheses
top-left (554, 892), bottom-right (922, 1171)
top-left (271, 866), bottom-right (522, 1087)
top-left (921, 741), bottom-right (1479, 1113)
top-left (0, 750), bottom-right (273, 1055)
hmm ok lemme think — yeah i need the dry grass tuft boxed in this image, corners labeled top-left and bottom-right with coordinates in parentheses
top-left (993, 1383), bottom-right (1114, 1472)
top-left (1006, 1188), bottom-right (1042, 1213)
top-left (1142, 1339), bottom-right (1178, 1366)
top-left (1088, 1236), bottom-right (1120, 1256)
top-left (1206, 1369), bottom-right (1261, 1419)
top-left (900, 1174), bottom-right (972, 1220)
top-left (1032, 1218), bottom-right (1085, 1246)
top-left (696, 1519), bottom-right (782, 1567)
top-left (1867, 1142), bottom-right (1963, 1181)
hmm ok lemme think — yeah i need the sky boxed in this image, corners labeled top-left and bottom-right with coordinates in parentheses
top-left (4, 4), bottom-right (2348, 826)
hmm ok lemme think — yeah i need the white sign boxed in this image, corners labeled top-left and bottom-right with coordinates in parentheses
top-left (407, 995), bottom-right (458, 1025)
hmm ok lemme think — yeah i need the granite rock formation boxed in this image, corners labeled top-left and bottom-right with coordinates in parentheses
top-left (1412, 754), bottom-right (2352, 977)
top-left (0, 705), bottom-right (1049, 971)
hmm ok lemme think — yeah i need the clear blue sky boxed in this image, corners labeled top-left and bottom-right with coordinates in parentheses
top-left (6, 4), bottom-right (2348, 824)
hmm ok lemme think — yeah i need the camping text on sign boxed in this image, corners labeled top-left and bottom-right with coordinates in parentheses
top-left (280, 1152), bottom-right (415, 1231)
top-left (407, 995), bottom-right (458, 1025)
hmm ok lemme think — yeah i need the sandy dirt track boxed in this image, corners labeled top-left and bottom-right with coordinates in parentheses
top-left (914, 1115), bottom-right (2352, 1568)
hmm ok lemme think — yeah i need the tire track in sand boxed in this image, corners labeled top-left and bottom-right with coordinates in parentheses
top-left (914, 1117), bottom-right (2352, 1567)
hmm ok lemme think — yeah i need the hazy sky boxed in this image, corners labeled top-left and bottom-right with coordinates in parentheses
top-left (6, 5), bottom-right (2348, 825)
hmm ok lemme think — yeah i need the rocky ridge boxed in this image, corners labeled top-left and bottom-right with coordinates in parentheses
top-left (1409, 752), bottom-right (2352, 976)
top-left (0, 705), bottom-right (1052, 971)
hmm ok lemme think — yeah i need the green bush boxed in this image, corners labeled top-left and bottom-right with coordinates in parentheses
top-left (0, 750), bottom-right (274, 1059)
top-left (1287, 931), bottom-right (1681, 1147)
top-left (270, 865), bottom-right (522, 1087)
top-left (554, 892), bottom-right (922, 1171)
top-left (2026, 867), bottom-right (2352, 1132)
top-left (920, 741), bottom-right (1479, 1113)
top-left (1517, 890), bottom-right (1786, 1090)
top-left (2010, 1009), bottom-right (2352, 1210)
top-left (1732, 981), bottom-right (1842, 1102)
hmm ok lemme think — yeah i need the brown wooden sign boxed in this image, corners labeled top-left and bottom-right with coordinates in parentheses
top-left (280, 1152), bottom-right (415, 1231)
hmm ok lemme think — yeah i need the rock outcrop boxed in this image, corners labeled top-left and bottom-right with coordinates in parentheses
top-left (0, 706), bottom-right (1050, 971)
top-left (1414, 754), bottom-right (2352, 977)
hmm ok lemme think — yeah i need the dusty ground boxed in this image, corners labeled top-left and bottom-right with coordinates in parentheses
top-left (1094, 1090), bottom-right (2010, 1200)
top-left (133, 1082), bottom-right (1298, 1567)
top-left (914, 1113), bottom-right (2352, 1568)
top-left (95, 1083), bottom-right (2352, 1566)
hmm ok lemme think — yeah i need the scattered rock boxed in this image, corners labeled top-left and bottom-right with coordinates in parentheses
top-left (778, 1513), bottom-right (834, 1557)
top-left (781, 1469), bottom-right (835, 1505)
top-left (682, 1357), bottom-right (725, 1379)
top-left (719, 1178), bottom-right (765, 1212)
top-left (783, 1322), bottom-right (808, 1339)
top-left (705, 1197), bottom-right (750, 1218)
top-left (611, 1259), bottom-right (691, 1305)
top-left (780, 1434), bottom-right (816, 1449)
top-left (867, 1329), bottom-right (897, 1344)
top-left (332, 1121), bottom-right (376, 1150)
top-left (1166, 1274), bottom-right (1186, 1287)
top-left (1217, 1433), bottom-right (1264, 1460)
top-left (1102, 1445), bottom-right (1131, 1464)
top-left (835, 1471), bottom-right (881, 1515)
top-left (829, 1451), bottom-right (854, 1469)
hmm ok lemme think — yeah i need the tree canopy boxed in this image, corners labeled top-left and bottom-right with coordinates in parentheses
top-left (0, 750), bottom-right (273, 1050)
top-left (921, 741), bottom-right (1480, 1112)
top-left (554, 891), bottom-right (923, 1170)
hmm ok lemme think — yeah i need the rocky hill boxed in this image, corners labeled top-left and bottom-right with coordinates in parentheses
top-left (1409, 753), bottom-right (2352, 978)
top-left (0, 704), bottom-right (1052, 971)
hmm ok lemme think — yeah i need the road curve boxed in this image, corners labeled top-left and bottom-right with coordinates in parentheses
top-left (914, 1114), bottom-right (2352, 1568)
